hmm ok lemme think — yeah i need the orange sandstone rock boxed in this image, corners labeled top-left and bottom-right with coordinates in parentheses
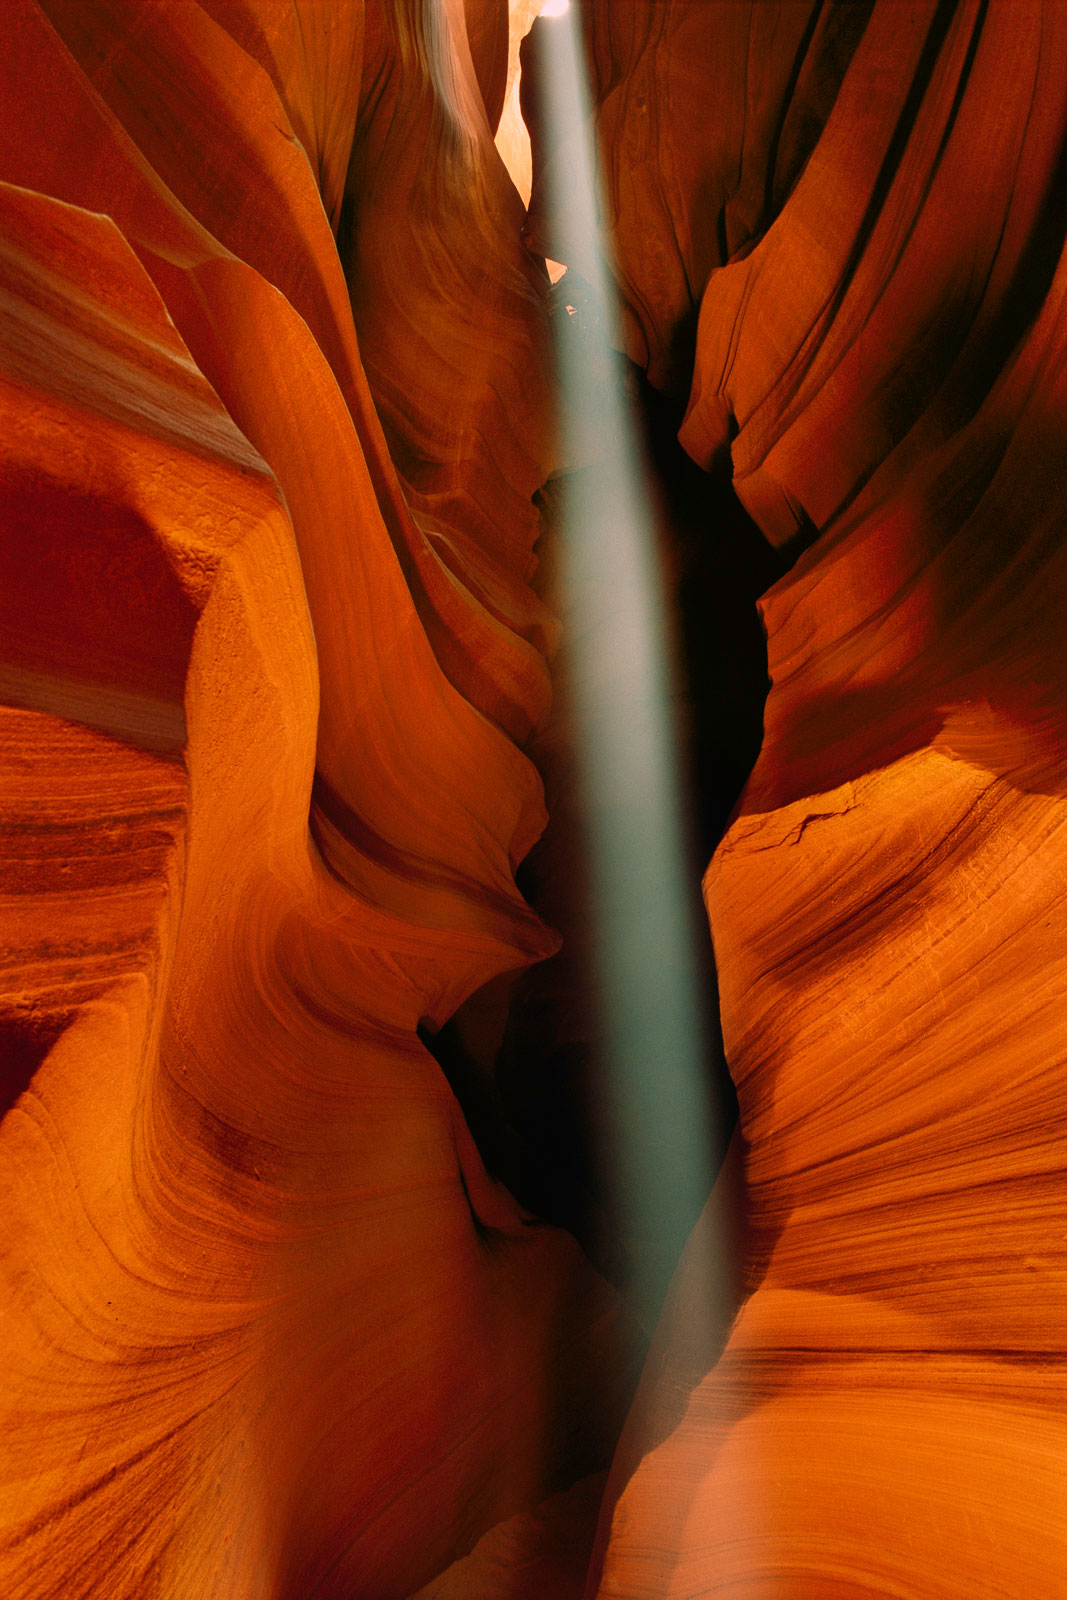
top-left (562, 1), bottom-right (871, 395)
top-left (590, 2), bottom-right (1067, 1594)
top-left (7, 0), bottom-right (1067, 1593)
top-left (0, 5), bottom-right (621, 1597)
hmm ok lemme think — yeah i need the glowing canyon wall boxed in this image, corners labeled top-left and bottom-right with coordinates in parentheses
top-left (580, 2), bottom-right (1067, 1595)
top-left (2, 2), bottom-right (1066, 1598)
top-left (0, 3), bottom-right (620, 1595)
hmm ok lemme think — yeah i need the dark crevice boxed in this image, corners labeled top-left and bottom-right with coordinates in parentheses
top-left (438, 365), bottom-right (785, 1303)
top-left (0, 1012), bottom-right (72, 1120)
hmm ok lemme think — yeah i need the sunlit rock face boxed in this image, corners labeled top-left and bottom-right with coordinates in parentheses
top-left (4, 0), bottom-right (1067, 1596)
top-left (0, 4), bottom-right (622, 1597)
top-left (585, 2), bottom-right (1067, 1595)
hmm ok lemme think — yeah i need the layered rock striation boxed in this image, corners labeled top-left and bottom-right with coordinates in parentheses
top-left (0, 4), bottom-right (621, 1596)
top-left (5, 1), bottom-right (1067, 1596)
top-left (585, 2), bottom-right (1067, 1594)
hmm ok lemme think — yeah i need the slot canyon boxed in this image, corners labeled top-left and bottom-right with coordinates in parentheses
top-left (2, 1), bottom-right (1066, 1595)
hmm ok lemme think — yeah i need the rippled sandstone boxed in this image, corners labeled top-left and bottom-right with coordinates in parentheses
top-left (3, 2), bottom-right (1067, 1598)
top-left (0, 4), bottom-right (620, 1596)
top-left (584, 3), bottom-right (1067, 1595)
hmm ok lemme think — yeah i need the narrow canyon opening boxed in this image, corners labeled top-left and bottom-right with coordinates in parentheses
top-left (427, 1), bottom-right (786, 1328)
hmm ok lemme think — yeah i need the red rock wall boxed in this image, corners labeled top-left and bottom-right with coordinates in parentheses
top-left (0, 4), bottom-right (621, 1596)
top-left (586, 1), bottom-right (1067, 1594)
top-left (6, 0), bottom-right (1067, 1595)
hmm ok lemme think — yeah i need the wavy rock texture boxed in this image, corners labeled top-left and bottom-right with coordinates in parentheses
top-left (531, 0), bottom-right (874, 395)
top-left (7, 1), bottom-right (1067, 1596)
top-left (585, 2), bottom-right (1067, 1595)
top-left (0, 4), bottom-right (623, 1597)
top-left (342, 0), bottom-right (558, 747)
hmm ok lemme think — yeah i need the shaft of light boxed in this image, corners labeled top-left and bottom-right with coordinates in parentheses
top-left (535, 8), bottom-right (723, 1321)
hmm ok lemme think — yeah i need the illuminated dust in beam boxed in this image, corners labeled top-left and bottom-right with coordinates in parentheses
top-left (528, 5), bottom-right (731, 1327)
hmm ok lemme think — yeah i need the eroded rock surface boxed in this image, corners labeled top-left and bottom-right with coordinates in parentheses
top-left (586, 2), bottom-right (1067, 1595)
top-left (5, 1), bottom-right (1067, 1596)
top-left (0, 5), bottom-right (621, 1597)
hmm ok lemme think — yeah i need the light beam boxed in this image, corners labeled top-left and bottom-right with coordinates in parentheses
top-left (530, 6), bottom-right (729, 1325)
